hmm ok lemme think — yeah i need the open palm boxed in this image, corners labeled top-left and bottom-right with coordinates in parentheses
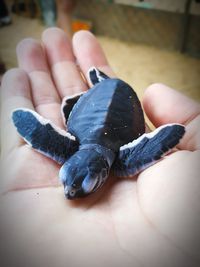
top-left (0, 28), bottom-right (200, 267)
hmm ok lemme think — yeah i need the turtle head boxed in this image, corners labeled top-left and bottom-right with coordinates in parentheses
top-left (59, 149), bottom-right (111, 199)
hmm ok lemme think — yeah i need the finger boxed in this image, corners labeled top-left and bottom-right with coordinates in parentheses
top-left (72, 30), bottom-right (116, 85)
top-left (143, 83), bottom-right (200, 150)
top-left (42, 27), bottom-right (87, 98)
top-left (0, 68), bottom-right (33, 153)
top-left (16, 38), bottom-right (62, 127)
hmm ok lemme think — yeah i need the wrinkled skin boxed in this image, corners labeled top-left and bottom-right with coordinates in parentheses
top-left (0, 28), bottom-right (200, 267)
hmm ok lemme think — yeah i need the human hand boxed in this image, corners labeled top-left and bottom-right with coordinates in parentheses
top-left (0, 28), bottom-right (200, 267)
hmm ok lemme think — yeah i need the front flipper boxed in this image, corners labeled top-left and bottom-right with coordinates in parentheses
top-left (61, 92), bottom-right (85, 126)
top-left (113, 124), bottom-right (185, 177)
top-left (88, 67), bottom-right (109, 86)
top-left (12, 109), bottom-right (79, 164)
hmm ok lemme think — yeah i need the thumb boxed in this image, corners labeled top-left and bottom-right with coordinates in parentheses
top-left (142, 83), bottom-right (200, 151)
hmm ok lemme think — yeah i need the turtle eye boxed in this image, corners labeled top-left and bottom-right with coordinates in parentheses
top-left (82, 175), bottom-right (98, 194)
top-left (69, 189), bottom-right (76, 197)
top-left (64, 185), bottom-right (78, 199)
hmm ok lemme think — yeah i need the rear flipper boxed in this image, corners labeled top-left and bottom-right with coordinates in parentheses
top-left (61, 92), bottom-right (85, 126)
top-left (88, 67), bottom-right (109, 86)
top-left (12, 109), bottom-right (79, 164)
top-left (113, 124), bottom-right (185, 177)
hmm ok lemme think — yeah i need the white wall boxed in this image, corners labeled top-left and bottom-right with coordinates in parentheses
top-left (114, 0), bottom-right (200, 15)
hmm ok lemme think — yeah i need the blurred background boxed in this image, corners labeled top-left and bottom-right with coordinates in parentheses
top-left (0, 0), bottom-right (200, 101)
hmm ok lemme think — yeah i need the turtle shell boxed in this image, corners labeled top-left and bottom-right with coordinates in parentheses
top-left (67, 78), bottom-right (145, 152)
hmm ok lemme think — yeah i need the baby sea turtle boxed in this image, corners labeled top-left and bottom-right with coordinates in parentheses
top-left (12, 67), bottom-right (185, 199)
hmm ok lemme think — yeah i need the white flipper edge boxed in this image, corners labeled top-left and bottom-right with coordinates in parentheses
top-left (113, 123), bottom-right (185, 177)
top-left (12, 108), bottom-right (78, 164)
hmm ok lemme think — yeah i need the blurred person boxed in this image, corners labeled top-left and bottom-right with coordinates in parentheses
top-left (0, 0), bottom-right (12, 26)
top-left (56, 0), bottom-right (77, 38)
top-left (38, 0), bottom-right (76, 37)
top-left (39, 0), bottom-right (57, 26)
